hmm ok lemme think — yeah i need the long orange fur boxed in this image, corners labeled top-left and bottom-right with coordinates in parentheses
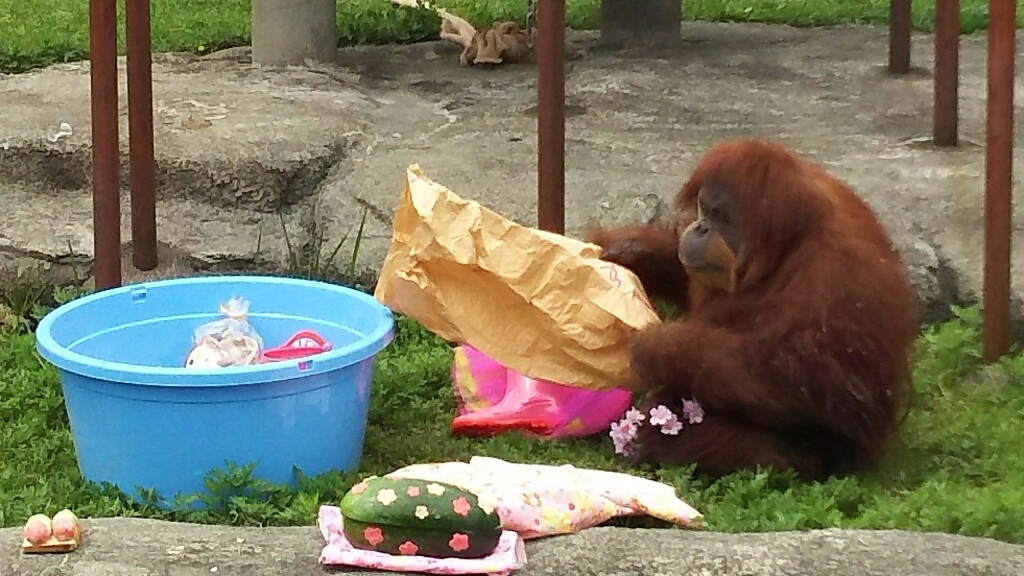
top-left (587, 139), bottom-right (918, 480)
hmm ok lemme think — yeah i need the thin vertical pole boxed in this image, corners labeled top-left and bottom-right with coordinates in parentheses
top-left (932, 0), bottom-right (960, 146)
top-left (126, 0), bottom-right (158, 271)
top-left (888, 0), bottom-right (912, 73)
top-left (536, 0), bottom-right (566, 234)
top-left (90, 0), bottom-right (122, 290)
top-left (982, 0), bottom-right (1016, 363)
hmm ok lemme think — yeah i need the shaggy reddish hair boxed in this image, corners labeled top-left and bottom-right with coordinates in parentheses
top-left (586, 138), bottom-right (918, 480)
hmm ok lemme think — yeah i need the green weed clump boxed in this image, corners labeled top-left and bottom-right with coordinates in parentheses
top-left (3, 289), bottom-right (1024, 544)
top-left (0, 0), bottom-right (1015, 73)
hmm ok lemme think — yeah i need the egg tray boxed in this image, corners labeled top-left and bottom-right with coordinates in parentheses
top-left (21, 523), bottom-right (81, 554)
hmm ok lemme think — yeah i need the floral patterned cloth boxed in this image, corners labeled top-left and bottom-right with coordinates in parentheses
top-left (318, 505), bottom-right (527, 575)
top-left (385, 456), bottom-right (704, 539)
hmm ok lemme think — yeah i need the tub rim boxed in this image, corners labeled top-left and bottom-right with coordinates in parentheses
top-left (34, 274), bottom-right (395, 387)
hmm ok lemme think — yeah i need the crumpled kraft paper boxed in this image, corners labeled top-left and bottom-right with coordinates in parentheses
top-left (373, 165), bottom-right (662, 391)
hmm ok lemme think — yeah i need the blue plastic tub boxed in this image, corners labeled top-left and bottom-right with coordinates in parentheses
top-left (35, 275), bottom-right (395, 506)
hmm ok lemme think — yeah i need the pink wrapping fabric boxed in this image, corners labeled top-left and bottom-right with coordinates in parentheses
top-left (318, 505), bottom-right (527, 575)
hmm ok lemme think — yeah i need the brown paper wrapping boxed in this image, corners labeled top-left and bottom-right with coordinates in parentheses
top-left (373, 165), bottom-right (662, 391)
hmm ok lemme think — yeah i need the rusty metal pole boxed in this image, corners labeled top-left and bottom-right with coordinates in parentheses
top-left (888, 0), bottom-right (912, 73)
top-left (932, 0), bottom-right (960, 146)
top-left (982, 0), bottom-right (1016, 364)
top-left (89, 0), bottom-right (122, 290)
top-left (536, 0), bottom-right (566, 234)
top-left (126, 0), bottom-right (159, 271)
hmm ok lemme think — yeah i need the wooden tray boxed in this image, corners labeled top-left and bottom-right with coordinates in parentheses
top-left (21, 524), bottom-right (81, 554)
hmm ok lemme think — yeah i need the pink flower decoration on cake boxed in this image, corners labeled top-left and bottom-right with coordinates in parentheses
top-left (363, 526), bottom-right (384, 546)
top-left (449, 533), bottom-right (470, 552)
top-left (452, 497), bottom-right (472, 516)
top-left (398, 541), bottom-right (419, 555)
top-left (406, 485), bottom-right (421, 497)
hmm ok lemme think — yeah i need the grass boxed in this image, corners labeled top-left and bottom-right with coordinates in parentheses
top-left (4, 287), bottom-right (1024, 543)
top-left (0, 0), bottom-right (1017, 73)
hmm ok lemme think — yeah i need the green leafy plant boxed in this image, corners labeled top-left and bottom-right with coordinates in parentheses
top-left (0, 268), bottom-right (50, 323)
top-left (276, 205), bottom-right (371, 284)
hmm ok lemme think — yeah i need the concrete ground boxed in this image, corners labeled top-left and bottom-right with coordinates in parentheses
top-left (0, 23), bottom-right (1022, 324)
top-left (3, 519), bottom-right (1024, 576)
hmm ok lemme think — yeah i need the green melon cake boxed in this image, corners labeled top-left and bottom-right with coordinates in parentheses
top-left (339, 476), bottom-right (503, 559)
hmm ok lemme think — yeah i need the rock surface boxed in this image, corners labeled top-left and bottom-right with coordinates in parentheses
top-left (1, 23), bottom-right (1021, 327)
top-left (3, 519), bottom-right (1024, 576)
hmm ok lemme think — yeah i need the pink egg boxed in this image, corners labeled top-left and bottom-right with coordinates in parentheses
top-left (23, 514), bottom-right (52, 545)
top-left (51, 510), bottom-right (78, 541)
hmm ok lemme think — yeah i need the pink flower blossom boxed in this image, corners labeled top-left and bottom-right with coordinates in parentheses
top-left (609, 419), bottom-right (637, 455)
top-left (621, 407), bottom-right (646, 427)
top-left (660, 415), bottom-right (683, 435)
top-left (611, 403), bottom-right (697, 457)
top-left (649, 405), bottom-right (676, 426)
top-left (681, 399), bottom-right (705, 424)
top-left (612, 418), bottom-right (636, 435)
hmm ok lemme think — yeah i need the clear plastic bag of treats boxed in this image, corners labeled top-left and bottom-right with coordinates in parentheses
top-left (185, 297), bottom-right (264, 368)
